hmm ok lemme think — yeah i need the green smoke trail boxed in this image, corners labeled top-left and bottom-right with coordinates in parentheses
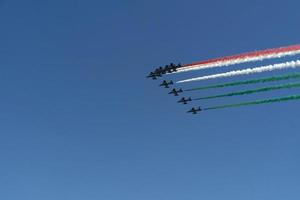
top-left (193, 82), bottom-right (300, 100)
top-left (185, 73), bottom-right (300, 92)
top-left (204, 95), bottom-right (300, 111)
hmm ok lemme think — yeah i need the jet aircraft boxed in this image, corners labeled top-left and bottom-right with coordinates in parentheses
top-left (169, 88), bottom-right (183, 96)
top-left (159, 80), bottom-right (173, 88)
top-left (187, 107), bottom-right (202, 114)
top-left (178, 97), bottom-right (192, 104)
top-left (147, 63), bottom-right (182, 80)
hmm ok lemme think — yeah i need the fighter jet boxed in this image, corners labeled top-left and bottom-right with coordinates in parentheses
top-left (147, 62), bottom-right (183, 80)
top-left (154, 67), bottom-right (164, 74)
top-left (159, 80), bottom-right (173, 88)
top-left (166, 63), bottom-right (180, 73)
top-left (164, 65), bottom-right (173, 73)
top-left (178, 97), bottom-right (192, 104)
top-left (187, 107), bottom-right (202, 114)
top-left (169, 88), bottom-right (183, 96)
top-left (146, 72), bottom-right (158, 80)
top-left (146, 70), bottom-right (163, 79)
top-left (162, 63), bottom-right (181, 74)
top-left (171, 63), bottom-right (182, 72)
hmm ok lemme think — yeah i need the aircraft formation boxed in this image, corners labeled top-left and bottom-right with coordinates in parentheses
top-left (147, 62), bottom-right (202, 114)
top-left (146, 44), bottom-right (300, 114)
top-left (146, 63), bottom-right (181, 80)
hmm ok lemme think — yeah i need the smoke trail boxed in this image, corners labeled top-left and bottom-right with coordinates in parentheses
top-left (185, 73), bottom-right (300, 91)
top-left (177, 60), bottom-right (300, 83)
top-left (204, 95), bottom-right (300, 111)
top-left (194, 82), bottom-right (300, 100)
top-left (176, 44), bottom-right (300, 73)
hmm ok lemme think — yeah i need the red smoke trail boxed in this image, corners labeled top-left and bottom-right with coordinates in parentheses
top-left (181, 44), bottom-right (300, 71)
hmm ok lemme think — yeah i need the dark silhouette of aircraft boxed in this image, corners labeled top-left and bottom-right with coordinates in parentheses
top-left (168, 63), bottom-right (181, 72)
top-left (164, 65), bottom-right (173, 73)
top-left (146, 72), bottom-right (157, 79)
top-left (178, 97), bottom-right (192, 104)
top-left (159, 80), bottom-right (173, 88)
top-left (187, 107), bottom-right (202, 114)
top-left (158, 63), bottom-right (182, 74)
top-left (147, 63), bottom-right (182, 80)
top-left (146, 71), bottom-right (163, 80)
top-left (169, 88), bottom-right (183, 96)
top-left (163, 63), bottom-right (177, 73)
top-left (155, 67), bottom-right (164, 74)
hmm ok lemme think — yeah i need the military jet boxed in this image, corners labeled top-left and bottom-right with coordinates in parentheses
top-left (146, 71), bottom-right (163, 79)
top-left (169, 88), bottom-right (183, 96)
top-left (159, 80), bottom-right (173, 88)
top-left (147, 63), bottom-right (183, 80)
top-left (164, 65), bottom-right (173, 73)
top-left (172, 63), bottom-right (182, 72)
top-left (154, 67), bottom-right (164, 74)
top-left (167, 63), bottom-right (180, 73)
top-left (162, 63), bottom-right (181, 74)
top-left (187, 107), bottom-right (202, 114)
top-left (168, 63), bottom-right (176, 70)
top-left (146, 72), bottom-right (158, 80)
top-left (178, 97), bottom-right (192, 104)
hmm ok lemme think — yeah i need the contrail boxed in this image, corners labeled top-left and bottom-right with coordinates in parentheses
top-left (177, 60), bottom-right (300, 83)
top-left (203, 95), bottom-right (300, 111)
top-left (194, 82), bottom-right (300, 100)
top-left (177, 44), bottom-right (300, 73)
top-left (185, 73), bottom-right (300, 91)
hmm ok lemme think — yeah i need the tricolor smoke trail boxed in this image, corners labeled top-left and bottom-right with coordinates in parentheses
top-left (178, 60), bottom-right (300, 83)
top-left (193, 82), bottom-right (300, 100)
top-left (185, 73), bottom-right (300, 91)
top-left (203, 95), bottom-right (300, 111)
top-left (177, 44), bottom-right (300, 73)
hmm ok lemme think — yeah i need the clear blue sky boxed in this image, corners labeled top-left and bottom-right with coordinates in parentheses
top-left (1, 0), bottom-right (300, 199)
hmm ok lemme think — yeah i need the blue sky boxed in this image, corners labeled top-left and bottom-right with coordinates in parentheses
top-left (1, 0), bottom-right (300, 199)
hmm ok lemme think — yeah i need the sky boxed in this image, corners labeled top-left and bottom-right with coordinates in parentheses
top-left (0, 0), bottom-right (300, 199)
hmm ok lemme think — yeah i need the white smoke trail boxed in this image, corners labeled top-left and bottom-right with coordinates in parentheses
top-left (177, 60), bottom-right (300, 83)
top-left (176, 49), bottom-right (300, 73)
